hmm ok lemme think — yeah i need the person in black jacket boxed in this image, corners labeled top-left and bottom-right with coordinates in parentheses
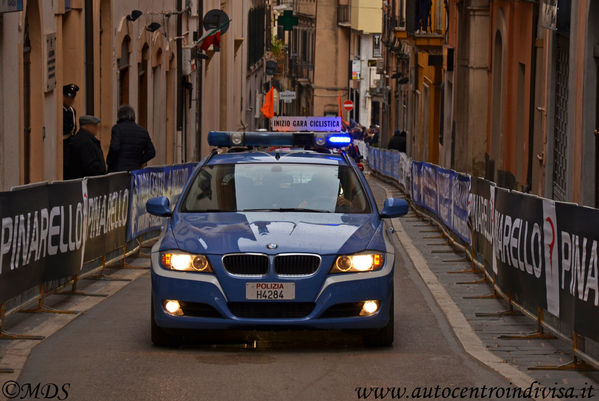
top-left (107, 105), bottom-right (156, 172)
top-left (63, 83), bottom-right (80, 178)
top-left (388, 130), bottom-right (407, 153)
top-left (65, 115), bottom-right (107, 179)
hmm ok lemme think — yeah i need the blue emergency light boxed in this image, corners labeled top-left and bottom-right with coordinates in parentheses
top-left (208, 131), bottom-right (353, 148)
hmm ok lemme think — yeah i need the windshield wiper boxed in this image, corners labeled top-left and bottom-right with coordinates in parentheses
top-left (239, 208), bottom-right (330, 213)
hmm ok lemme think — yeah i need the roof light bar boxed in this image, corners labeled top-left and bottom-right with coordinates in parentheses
top-left (208, 131), bottom-right (353, 148)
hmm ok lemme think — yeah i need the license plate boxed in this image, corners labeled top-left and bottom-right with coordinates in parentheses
top-left (246, 282), bottom-right (295, 300)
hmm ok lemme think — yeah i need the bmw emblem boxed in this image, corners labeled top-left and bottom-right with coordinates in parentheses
top-left (267, 243), bottom-right (278, 250)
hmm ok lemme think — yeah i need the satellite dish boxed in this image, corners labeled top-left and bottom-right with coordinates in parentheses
top-left (203, 9), bottom-right (230, 34)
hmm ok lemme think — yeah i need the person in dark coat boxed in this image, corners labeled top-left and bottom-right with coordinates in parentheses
top-left (65, 115), bottom-right (107, 179)
top-left (388, 130), bottom-right (407, 152)
top-left (63, 83), bottom-right (80, 178)
top-left (107, 105), bottom-right (156, 172)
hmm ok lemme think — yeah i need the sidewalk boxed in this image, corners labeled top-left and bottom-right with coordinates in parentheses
top-left (366, 172), bottom-right (599, 394)
top-left (0, 253), bottom-right (151, 382)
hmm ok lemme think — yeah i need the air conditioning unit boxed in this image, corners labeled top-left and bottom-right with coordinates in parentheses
top-left (370, 66), bottom-right (381, 88)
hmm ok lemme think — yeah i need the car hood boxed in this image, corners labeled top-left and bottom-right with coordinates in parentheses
top-left (168, 212), bottom-right (382, 255)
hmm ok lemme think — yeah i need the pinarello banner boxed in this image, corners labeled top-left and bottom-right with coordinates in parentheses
top-left (357, 145), bottom-right (599, 343)
top-left (392, 152), bottom-right (400, 182)
top-left (451, 172), bottom-right (471, 245)
top-left (411, 162), bottom-right (424, 207)
top-left (492, 188), bottom-right (551, 311)
top-left (84, 173), bottom-right (130, 262)
top-left (0, 179), bottom-right (87, 302)
top-left (469, 177), bottom-right (496, 273)
top-left (553, 202), bottom-right (599, 342)
top-left (436, 167), bottom-right (453, 229)
top-left (399, 153), bottom-right (411, 191)
top-left (422, 163), bottom-right (438, 215)
top-left (42, 181), bottom-right (87, 282)
top-left (0, 184), bottom-right (49, 304)
top-left (127, 163), bottom-right (197, 240)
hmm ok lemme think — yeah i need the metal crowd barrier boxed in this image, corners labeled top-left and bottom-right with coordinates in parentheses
top-left (364, 143), bottom-right (599, 372)
top-left (0, 163), bottom-right (198, 373)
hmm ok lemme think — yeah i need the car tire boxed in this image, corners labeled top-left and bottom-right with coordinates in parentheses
top-left (151, 299), bottom-right (180, 347)
top-left (363, 297), bottom-right (394, 348)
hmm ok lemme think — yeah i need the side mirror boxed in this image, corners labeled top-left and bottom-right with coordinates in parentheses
top-left (146, 197), bottom-right (172, 217)
top-left (380, 198), bottom-right (409, 218)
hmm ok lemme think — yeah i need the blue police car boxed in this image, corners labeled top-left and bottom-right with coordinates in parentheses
top-left (146, 131), bottom-right (408, 347)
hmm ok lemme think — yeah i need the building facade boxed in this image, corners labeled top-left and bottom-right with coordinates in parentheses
top-left (348, 0), bottom-right (384, 129)
top-left (441, 0), bottom-right (599, 207)
top-left (0, 0), bottom-right (249, 190)
top-left (383, 0), bottom-right (446, 162)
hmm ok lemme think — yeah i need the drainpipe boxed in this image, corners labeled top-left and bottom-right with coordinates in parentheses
top-left (176, 0), bottom-right (184, 162)
top-left (196, 0), bottom-right (203, 160)
top-left (526, 2), bottom-right (539, 193)
top-left (84, 0), bottom-right (94, 114)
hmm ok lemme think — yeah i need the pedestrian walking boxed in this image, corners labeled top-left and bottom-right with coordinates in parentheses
top-left (65, 115), bottom-right (107, 179)
top-left (107, 105), bottom-right (156, 172)
top-left (63, 83), bottom-right (79, 177)
top-left (388, 130), bottom-right (407, 152)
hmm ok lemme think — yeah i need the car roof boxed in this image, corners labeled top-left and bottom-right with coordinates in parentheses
top-left (206, 150), bottom-right (349, 166)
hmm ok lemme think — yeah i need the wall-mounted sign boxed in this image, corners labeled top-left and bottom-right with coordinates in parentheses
top-left (351, 60), bottom-right (361, 80)
top-left (0, 0), bottom-right (22, 13)
top-left (272, 116), bottom-right (342, 132)
top-left (279, 91), bottom-right (296, 103)
top-left (540, 0), bottom-right (557, 30)
top-left (45, 33), bottom-right (57, 92)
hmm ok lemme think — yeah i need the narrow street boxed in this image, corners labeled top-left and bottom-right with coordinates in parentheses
top-left (8, 174), bottom-right (595, 400)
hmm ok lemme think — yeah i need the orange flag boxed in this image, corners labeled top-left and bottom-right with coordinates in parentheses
top-left (261, 87), bottom-right (275, 119)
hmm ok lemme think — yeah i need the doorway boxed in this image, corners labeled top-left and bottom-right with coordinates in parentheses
top-left (23, 25), bottom-right (31, 183)
top-left (23, 0), bottom-right (43, 184)
top-left (99, 0), bottom-right (112, 151)
top-left (118, 37), bottom-right (131, 105)
top-left (138, 45), bottom-right (149, 128)
top-left (490, 31), bottom-right (504, 179)
top-left (595, 63), bottom-right (599, 207)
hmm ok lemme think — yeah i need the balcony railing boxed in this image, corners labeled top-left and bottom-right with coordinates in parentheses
top-left (289, 57), bottom-right (313, 82)
top-left (338, 5), bottom-right (350, 25)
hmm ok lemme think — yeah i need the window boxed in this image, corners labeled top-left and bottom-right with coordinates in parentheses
top-left (248, 6), bottom-right (266, 67)
top-left (373, 35), bottom-right (381, 58)
top-left (181, 163), bottom-right (372, 214)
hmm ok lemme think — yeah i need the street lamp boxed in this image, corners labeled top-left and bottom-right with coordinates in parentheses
top-left (146, 22), bottom-right (161, 32)
top-left (126, 10), bottom-right (143, 22)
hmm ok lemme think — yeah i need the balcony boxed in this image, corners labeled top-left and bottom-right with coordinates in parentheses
top-left (403, 0), bottom-right (444, 50)
top-left (338, 4), bottom-right (350, 27)
top-left (289, 57), bottom-right (313, 83)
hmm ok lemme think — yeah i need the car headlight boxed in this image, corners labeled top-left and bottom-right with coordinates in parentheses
top-left (160, 251), bottom-right (213, 273)
top-left (330, 253), bottom-right (384, 273)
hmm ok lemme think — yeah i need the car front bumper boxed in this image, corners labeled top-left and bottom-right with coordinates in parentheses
top-left (150, 250), bottom-right (394, 331)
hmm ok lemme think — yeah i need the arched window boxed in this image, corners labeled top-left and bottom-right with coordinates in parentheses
top-left (138, 44), bottom-right (150, 128)
top-left (490, 30), bottom-right (504, 177)
top-left (118, 36), bottom-right (131, 105)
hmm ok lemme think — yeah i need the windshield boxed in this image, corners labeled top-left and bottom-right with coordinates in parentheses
top-left (180, 163), bottom-right (371, 214)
